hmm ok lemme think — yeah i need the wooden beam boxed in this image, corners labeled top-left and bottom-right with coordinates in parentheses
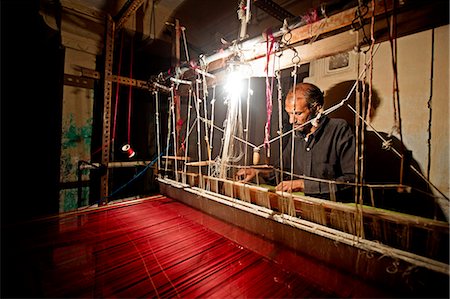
top-left (205, 0), bottom-right (449, 76)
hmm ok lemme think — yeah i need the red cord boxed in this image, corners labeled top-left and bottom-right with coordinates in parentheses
top-left (264, 29), bottom-right (275, 154)
top-left (127, 36), bottom-right (134, 144)
top-left (112, 31), bottom-right (124, 141)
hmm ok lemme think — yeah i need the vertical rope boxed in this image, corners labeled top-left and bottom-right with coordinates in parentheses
top-left (367, 0), bottom-right (375, 122)
top-left (181, 26), bottom-right (190, 62)
top-left (195, 79), bottom-right (203, 186)
top-left (264, 30), bottom-right (275, 157)
top-left (154, 91), bottom-right (162, 175)
top-left (164, 95), bottom-right (172, 177)
top-left (201, 74), bottom-right (211, 164)
top-left (244, 76), bottom-right (251, 166)
top-left (276, 66), bottom-right (284, 186)
top-left (170, 88), bottom-right (179, 182)
top-left (127, 35), bottom-right (134, 144)
top-left (354, 30), bottom-right (363, 240)
top-left (208, 86), bottom-right (216, 176)
top-left (112, 31), bottom-right (124, 142)
top-left (183, 89), bottom-right (193, 182)
top-left (383, 0), bottom-right (405, 186)
top-left (289, 64), bottom-right (298, 193)
top-left (427, 29), bottom-right (435, 180)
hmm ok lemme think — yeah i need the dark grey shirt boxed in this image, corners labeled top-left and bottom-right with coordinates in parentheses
top-left (277, 116), bottom-right (355, 196)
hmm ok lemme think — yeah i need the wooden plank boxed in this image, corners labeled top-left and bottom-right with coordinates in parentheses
top-left (162, 155), bottom-right (191, 161)
top-left (205, 0), bottom-right (448, 77)
top-left (185, 160), bottom-right (213, 166)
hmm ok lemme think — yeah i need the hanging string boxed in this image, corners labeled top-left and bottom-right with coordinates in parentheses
top-left (200, 73), bottom-right (211, 163)
top-left (367, 0), bottom-right (376, 122)
top-left (154, 90), bottom-right (162, 175)
top-left (127, 35), bottom-right (134, 144)
top-left (354, 31), bottom-right (363, 239)
top-left (194, 79), bottom-right (203, 185)
top-left (219, 69), bottom-right (246, 179)
top-left (264, 29), bottom-right (276, 157)
top-left (383, 0), bottom-right (405, 187)
top-left (289, 64), bottom-right (298, 193)
top-left (207, 86), bottom-right (216, 178)
top-left (112, 31), bottom-right (124, 142)
top-left (244, 77), bottom-right (251, 165)
top-left (426, 29), bottom-right (434, 180)
top-left (181, 26), bottom-right (190, 63)
top-left (170, 88), bottom-right (179, 182)
top-left (164, 94), bottom-right (172, 177)
top-left (174, 89), bottom-right (183, 156)
top-left (183, 89), bottom-right (193, 179)
top-left (382, 0), bottom-right (400, 137)
top-left (256, 43), bottom-right (381, 150)
top-left (275, 67), bottom-right (284, 187)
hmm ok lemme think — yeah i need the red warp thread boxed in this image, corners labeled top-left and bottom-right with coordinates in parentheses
top-left (264, 28), bottom-right (275, 154)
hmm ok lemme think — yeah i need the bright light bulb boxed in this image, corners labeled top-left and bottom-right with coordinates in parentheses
top-left (225, 71), bottom-right (243, 99)
top-left (225, 63), bottom-right (252, 102)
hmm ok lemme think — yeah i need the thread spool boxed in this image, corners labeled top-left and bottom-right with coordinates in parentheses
top-left (121, 144), bottom-right (136, 158)
top-left (252, 147), bottom-right (260, 165)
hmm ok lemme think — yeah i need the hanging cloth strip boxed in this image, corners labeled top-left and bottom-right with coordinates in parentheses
top-left (264, 28), bottom-right (275, 158)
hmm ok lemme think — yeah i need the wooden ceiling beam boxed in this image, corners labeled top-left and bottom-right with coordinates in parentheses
top-left (205, 0), bottom-right (449, 74)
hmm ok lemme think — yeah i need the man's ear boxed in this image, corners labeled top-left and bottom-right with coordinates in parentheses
top-left (311, 104), bottom-right (322, 116)
top-left (311, 106), bottom-right (324, 127)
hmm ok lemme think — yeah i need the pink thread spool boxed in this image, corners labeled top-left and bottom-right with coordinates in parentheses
top-left (121, 144), bottom-right (136, 158)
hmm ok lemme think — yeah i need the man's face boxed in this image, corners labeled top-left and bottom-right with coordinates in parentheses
top-left (285, 95), bottom-right (312, 132)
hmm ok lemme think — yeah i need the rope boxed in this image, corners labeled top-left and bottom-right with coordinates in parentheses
top-left (264, 29), bottom-right (276, 155)
top-left (354, 33), bottom-right (363, 239)
top-left (170, 88), bottom-right (179, 182)
top-left (181, 26), bottom-right (190, 62)
top-left (427, 29), bottom-right (435, 179)
top-left (367, 0), bottom-right (376, 122)
top-left (164, 94), bottom-right (172, 177)
top-left (244, 77), bottom-right (250, 165)
top-left (183, 89), bottom-right (193, 178)
top-left (255, 43), bottom-right (381, 150)
top-left (194, 79), bottom-right (203, 184)
top-left (383, 0), bottom-right (405, 185)
top-left (289, 64), bottom-right (299, 196)
top-left (154, 90), bottom-right (162, 173)
top-left (127, 35), bottom-right (134, 144)
top-left (276, 67), bottom-right (284, 188)
top-left (346, 103), bottom-right (449, 201)
top-left (208, 86), bottom-right (217, 178)
top-left (112, 31), bottom-right (124, 142)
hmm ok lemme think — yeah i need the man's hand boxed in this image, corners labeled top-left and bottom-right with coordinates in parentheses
top-left (275, 179), bottom-right (305, 192)
top-left (235, 168), bottom-right (257, 183)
